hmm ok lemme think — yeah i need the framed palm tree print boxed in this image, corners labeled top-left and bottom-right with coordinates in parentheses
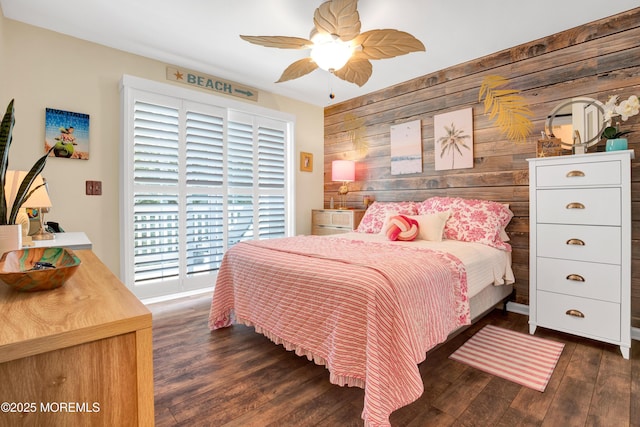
top-left (434, 108), bottom-right (473, 171)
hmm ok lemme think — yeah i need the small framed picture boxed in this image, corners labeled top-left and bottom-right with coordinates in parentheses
top-left (45, 108), bottom-right (90, 160)
top-left (300, 152), bottom-right (313, 172)
top-left (537, 137), bottom-right (568, 157)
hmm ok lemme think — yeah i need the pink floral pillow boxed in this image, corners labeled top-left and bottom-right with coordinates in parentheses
top-left (356, 201), bottom-right (418, 234)
top-left (417, 197), bottom-right (513, 251)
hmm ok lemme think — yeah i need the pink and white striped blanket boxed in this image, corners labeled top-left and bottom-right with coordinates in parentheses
top-left (209, 235), bottom-right (469, 427)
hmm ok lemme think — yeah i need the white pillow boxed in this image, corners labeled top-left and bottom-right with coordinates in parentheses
top-left (409, 211), bottom-right (450, 241)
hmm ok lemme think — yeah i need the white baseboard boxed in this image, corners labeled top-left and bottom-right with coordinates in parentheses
top-left (505, 301), bottom-right (529, 316)
top-left (141, 287), bottom-right (213, 306)
top-left (505, 302), bottom-right (640, 342)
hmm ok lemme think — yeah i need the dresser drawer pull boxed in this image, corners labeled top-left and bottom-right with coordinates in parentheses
top-left (566, 309), bottom-right (585, 318)
top-left (566, 170), bottom-right (585, 177)
top-left (566, 202), bottom-right (585, 209)
top-left (566, 274), bottom-right (585, 282)
top-left (566, 238), bottom-right (585, 246)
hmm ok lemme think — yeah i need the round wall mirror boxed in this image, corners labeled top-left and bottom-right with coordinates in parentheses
top-left (545, 97), bottom-right (607, 151)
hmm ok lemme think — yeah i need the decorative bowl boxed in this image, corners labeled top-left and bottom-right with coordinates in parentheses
top-left (0, 247), bottom-right (81, 292)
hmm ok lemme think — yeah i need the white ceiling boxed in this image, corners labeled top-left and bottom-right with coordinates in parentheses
top-left (1, 0), bottom-right (638, 107)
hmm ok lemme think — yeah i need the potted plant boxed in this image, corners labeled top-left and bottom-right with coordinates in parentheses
top-left (0, 99), bottom-right (53, 254)
top-left (601, 94), bottom-right (639, 151)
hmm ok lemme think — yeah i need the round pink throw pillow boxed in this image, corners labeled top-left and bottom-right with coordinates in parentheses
top-left (384, 215), bottom-right (419, 241)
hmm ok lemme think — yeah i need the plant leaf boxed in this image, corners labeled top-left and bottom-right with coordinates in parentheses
top-left (9, 147), bottom-right (54, 224)
top-left (0, 99), bottom-right (15, 225)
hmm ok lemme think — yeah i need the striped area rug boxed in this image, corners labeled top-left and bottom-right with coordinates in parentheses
top-left (449, 324), bottom-right (564, 392)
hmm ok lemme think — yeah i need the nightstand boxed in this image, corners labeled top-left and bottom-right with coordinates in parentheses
top-left (311, 209), bottom-right (365, 235)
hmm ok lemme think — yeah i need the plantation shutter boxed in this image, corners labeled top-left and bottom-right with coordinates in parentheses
top-left (227, 119), bottom-right (254, 247)
top-left (185, 108), bottom-right (225, 277)
top-left (257, 123), bottom-right (286, 239)
top-left (121, 77), bottom-right (293, 300)
top-left (132, 100), bottom-right (180, 284)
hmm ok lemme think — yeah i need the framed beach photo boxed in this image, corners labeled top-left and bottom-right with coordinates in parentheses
top-left (390, 119), bottom-right (422, 175)
top-left (45, 108), bottom-right (90, 160)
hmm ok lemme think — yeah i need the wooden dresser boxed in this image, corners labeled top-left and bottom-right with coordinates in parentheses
top-left (311, 209), bottom-right (366, 235)
top-left (527, 150), bottom-right (633, 359)
top-left (0, 250), bottom-right (154, 426)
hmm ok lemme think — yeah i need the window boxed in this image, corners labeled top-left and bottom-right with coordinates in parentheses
top-left (121, 76), bottom-right (294, 299)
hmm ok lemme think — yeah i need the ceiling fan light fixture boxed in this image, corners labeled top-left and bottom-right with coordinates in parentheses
top-left (239, 0), bottom-right (425, 86)
top-left (310, 34), bottom-right (353, 72)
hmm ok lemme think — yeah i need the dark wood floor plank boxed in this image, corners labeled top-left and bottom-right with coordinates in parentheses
top-left (431, 367), bottom-right (493, 418)
top-left (562, 342), bottom-right (604, 383)
top-left (154, 406), bottom-right (178, 427)
top-left (150, 296), bottom-right (638, 427)
top-left (585, 348), bottom-right (631, 427)
top-left (455, 375), bottom-right (524, 427)
top-left (541, 376), bottom-right (593, 427)
top-left (389, 375), bottom-right (452, 425)
top-left (220, 374), bottom-right (336, 427)
top-left (154, 334), bottom-right (289, 409)
top-left (506, 340), bottom-right (575, 424)
top-left (404, 406), bottom-right (457, 427)
top-left (495, 407), bottom-right (544, 427)
top-left (458, 391), bottom-right (513, 427)
top-left (631, 345), bottom-right (640, 427)
top-left (170, 371), bottom-right (273, 426)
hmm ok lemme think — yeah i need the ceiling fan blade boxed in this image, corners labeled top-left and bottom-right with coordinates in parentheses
top-left (240, 35), bottom-right (312, 49)
top-left (354, 29), bottom-right (425, 60)
top-left (313, 0), bottom-right (361, 41)
top-left (333, 57), bottom-right (372, 87)
top-left (276, 58), bottom-right (319, 83)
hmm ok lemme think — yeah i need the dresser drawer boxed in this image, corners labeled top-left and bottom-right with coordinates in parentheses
top-left (537, 291), bottom-right (620, 341)
top-left (537, 224), bottom-right (620, 264)
top-left (537, 188), bottom-right (621, 226)
top-left (311, 209), bottom-right (365, 236)
top-left (312, 225), bottom-right (351, 235)
top-left (536, 257), bottom-right (621, 302)
top-left (312, 210), bottom-right (355, 227)
top-left (536, 160), bottom-right (621, 188)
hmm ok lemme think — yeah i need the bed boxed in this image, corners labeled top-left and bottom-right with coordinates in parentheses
top-left (209, 198), bottom-right (515, 427)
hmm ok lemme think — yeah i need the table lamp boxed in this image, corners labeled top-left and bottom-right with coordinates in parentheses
top-left (23, 174), bottom-right (54, 241)
top-left (4, 171), bottom-right (49, 243)
top-left (331, 160), bottom-right (355, 209)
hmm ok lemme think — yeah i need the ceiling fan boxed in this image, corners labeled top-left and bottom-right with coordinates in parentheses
top-left (240, 0), bottom-right (425, 87)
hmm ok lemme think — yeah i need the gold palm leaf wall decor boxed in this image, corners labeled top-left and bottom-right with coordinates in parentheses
top-left (240, 0), bottom-right (425, 87)
top-left (479, 75), bottom-right (533, 143)
top-left (343, 112), bottom-right (368, 153)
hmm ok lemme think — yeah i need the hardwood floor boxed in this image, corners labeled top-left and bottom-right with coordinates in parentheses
top-left (150, 295), bottom-right (640, 426)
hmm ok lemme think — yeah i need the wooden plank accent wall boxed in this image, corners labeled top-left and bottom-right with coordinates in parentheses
top-left (323, 8), bottom-right (640, 326)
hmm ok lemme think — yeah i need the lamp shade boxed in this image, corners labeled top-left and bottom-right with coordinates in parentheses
top-left (4, 171), bottom-right (51, 209)
top-left (331, 160), bottom-right (355, 182)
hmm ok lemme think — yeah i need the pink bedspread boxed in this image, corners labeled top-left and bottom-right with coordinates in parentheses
top-left (209, 235), bottom-right (469, 427)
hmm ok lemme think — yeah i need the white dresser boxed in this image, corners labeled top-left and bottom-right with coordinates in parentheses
top-left (528, 150), bottom-right (633, 359)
